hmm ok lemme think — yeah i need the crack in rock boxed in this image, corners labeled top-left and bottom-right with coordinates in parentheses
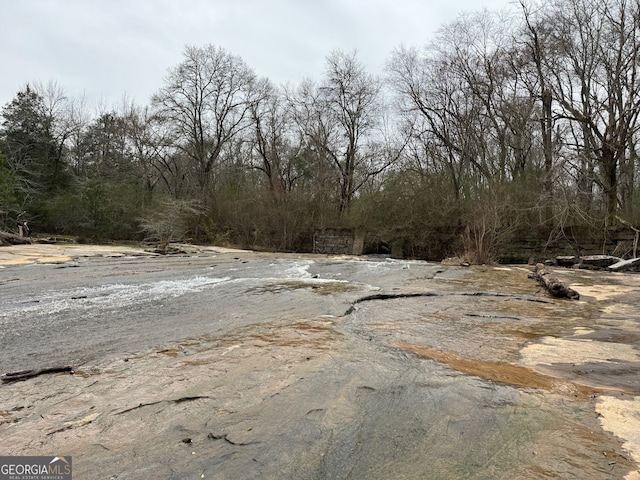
top-left (344, 291), bottom-right (550, 315)
top-left (344, 292), bottom-right (439, 315)
top-left (207, 432), bottom-right (260, 446)
top-left (115, 396), bottom-right (212, 415)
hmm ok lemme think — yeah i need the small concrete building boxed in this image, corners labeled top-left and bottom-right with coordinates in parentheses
top-left (313, 228), bottom-right (364, 256)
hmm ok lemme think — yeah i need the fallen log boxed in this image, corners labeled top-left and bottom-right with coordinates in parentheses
top-left (609, 257), bottom-right (640, 272)
top-left (1, 366), bottom-right (73, 383)
top-left (529, 263), bottom-right (580, 300)
top-left (0, 231), bottom-right (32, 246)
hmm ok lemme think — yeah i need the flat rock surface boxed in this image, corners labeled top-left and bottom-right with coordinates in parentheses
top-left (1, 246), bottom-right (640, 479)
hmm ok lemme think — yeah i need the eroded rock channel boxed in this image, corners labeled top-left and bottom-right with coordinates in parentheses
top-left (1, 246), bottom-right (639, 479)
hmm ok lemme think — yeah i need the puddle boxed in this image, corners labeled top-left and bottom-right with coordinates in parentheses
top-left (245, 320), bottom-right (340, 350)
top-left (500, 329), bottom-right (547, 340)
top-left (448, 265), bottom-right (538, 295)
top-left (575, 284), bottom-right (636, 301)
top-left (157, 348), bottom-right (179, 357)
top-left (179, 358), bottom-right (214, 366)
top-left (248, 279), bottom-right (360, 295)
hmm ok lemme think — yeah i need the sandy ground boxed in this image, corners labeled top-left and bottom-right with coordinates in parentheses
top-left (0, 243), bottom-right (151, 265)
top-left (0, 243), bottom-right (247, 266)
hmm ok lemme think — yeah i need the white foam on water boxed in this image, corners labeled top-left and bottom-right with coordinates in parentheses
top-left (269, 259), bottom-right (315, 279)
top-left (0, 275), bottom-right (230, 321)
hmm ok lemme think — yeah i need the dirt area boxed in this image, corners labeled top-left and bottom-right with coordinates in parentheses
top-left (1, 245), bottom-right (640, 479)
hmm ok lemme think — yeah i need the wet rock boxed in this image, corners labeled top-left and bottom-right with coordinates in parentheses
top-left (2, 366), bottom-right (73, 383)
top-left (2, 248), bottom-right (640, 479)
top-left (556, 256), bottom-right (579, 267)
top-left (576, 255), bottom-right (622, 270)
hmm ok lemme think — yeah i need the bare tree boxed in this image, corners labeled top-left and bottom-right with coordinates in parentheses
top-left (130, 111), bottom-right (189, 200)
top-left (534, 0), bottom-right (640, 226)
top-left (152, 44), bottom-right (255, 200)
top-left (33, 81), bottom-right (76, 181)
top-left (290, 50), bottom-right (390, 215)
top-left (519, 1), bottom-right (555, 223)
top-left (247, 78), bottom-right (301, 195)
top-left (388, 44), bottom-right (478, 200)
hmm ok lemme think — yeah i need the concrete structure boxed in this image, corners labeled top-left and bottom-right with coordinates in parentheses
top-left (313, 227), bottom-right (364, 255)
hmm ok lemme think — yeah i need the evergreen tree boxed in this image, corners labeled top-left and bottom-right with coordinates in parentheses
top-left (0, 85), bottom-right (72, 229)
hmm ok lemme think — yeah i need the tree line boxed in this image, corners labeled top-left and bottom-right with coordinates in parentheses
top-left (2, 0), bottom-right (640, 260)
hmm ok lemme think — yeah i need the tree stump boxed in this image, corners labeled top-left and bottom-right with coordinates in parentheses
top-left (530, 263), bottom-right (580, 300)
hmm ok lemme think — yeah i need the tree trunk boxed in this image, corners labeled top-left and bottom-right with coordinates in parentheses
top-left (541, 89), bottom-right (554, 224)
top-left (530, 263), bottom-right (580, 300)
top-left (602, 146), bottom-right (618, 227)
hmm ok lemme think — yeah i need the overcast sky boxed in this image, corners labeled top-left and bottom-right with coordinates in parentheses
top-left (2, 0), bottom-right (515, 110)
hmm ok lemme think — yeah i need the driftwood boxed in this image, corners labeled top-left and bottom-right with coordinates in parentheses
top-left (1, 366), bottom-right (73, 383)
top-left (530, 263), bottom-right (580, 300)
top-left (609, 257), bottom-right (640, 272)
top-left (0, 231), bottom-right (33, 246)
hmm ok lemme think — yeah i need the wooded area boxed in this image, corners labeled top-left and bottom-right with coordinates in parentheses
top-left (2, 0), bottom-right (640, 261)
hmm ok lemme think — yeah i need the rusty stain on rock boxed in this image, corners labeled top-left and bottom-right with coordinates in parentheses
top-left (396, 341), bottom-right (622, 398)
